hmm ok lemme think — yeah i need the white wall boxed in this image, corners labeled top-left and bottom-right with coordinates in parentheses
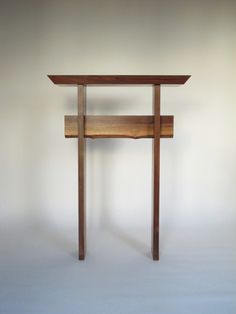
top-left (0, 0), bottom-right (236, 232)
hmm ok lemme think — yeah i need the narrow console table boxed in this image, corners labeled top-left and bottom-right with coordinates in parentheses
top-left (48, 75), bottom-right (191, 260)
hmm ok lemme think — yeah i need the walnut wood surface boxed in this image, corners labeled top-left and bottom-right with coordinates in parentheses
top-left (78, 86), bottom-right (86, 260)
top-left (48, 75), bottom-right (190, 85)
top-left (65, 115), bottom-right (173, 139)
top-left (152, 85), bottom-right (161, 260)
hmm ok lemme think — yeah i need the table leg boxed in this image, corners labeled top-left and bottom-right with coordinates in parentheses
top-left (78, 85), bottom-right (86, 260)
top-left (152, 85), bottom-right (161, 260)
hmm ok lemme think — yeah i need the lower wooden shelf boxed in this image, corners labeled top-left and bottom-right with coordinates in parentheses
top-left (65, 115), bottom-right (174, 139)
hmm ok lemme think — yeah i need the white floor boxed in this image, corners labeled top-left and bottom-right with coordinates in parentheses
top-left (0, 224), bottom-right (235, 314)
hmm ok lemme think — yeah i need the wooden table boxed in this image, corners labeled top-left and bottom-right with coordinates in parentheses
top-left (48, 75), bottom-right (191, 260)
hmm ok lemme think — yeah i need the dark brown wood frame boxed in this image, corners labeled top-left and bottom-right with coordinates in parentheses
top-left (48, 75), bottom-right (190, 260)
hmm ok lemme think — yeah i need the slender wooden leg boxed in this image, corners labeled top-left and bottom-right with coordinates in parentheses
top-left (152, 85), bottom-right (161, 260)
top-left (78, 85), bottom-right (86, 260)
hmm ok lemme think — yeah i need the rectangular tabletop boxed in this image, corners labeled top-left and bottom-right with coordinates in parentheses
top-left (48, 75), bottom-right (190, 85)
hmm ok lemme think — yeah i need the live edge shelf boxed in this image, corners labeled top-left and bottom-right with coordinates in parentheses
top-left (48, 75), bottom-right (191, 260)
